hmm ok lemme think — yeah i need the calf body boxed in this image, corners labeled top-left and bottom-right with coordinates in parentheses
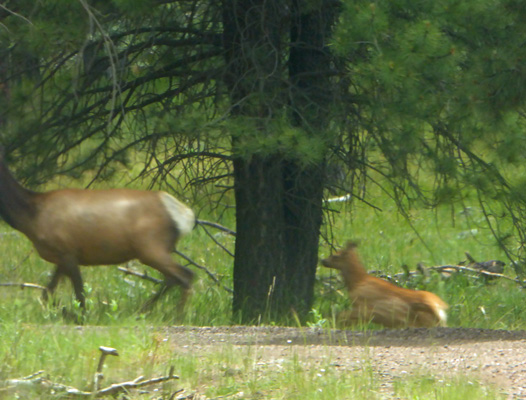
top-left (321, 242), bottom-right (448, 328)
top-left (0, 154), bottom-right (195, 309)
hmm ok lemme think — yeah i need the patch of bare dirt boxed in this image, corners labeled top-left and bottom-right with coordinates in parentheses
top-left (159, 326), bottom-right (526, 399)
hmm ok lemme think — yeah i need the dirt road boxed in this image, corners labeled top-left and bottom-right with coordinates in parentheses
top-left (160, 326), bottom-right (526, 399)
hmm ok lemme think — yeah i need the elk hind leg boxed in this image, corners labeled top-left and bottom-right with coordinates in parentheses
top-left (139, 251), bottom-right (194, 312)
top-left (42, 266), bottom-right (64, 304)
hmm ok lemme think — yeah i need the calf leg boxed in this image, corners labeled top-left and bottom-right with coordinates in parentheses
top-left (337, 307), bottom-right (370, 326)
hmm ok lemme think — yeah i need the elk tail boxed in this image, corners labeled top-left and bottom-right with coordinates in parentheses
top-left (160, 192), bottom-right (196, 236)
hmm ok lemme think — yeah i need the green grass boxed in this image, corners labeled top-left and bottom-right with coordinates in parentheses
top-left (0, 188), bottom-right (522, 329)
top-left (0, 323), bottom-right (504, 400)
top-left (392, 375), bottom-right (503, 400)
top-left (315, 191), bottom-right (526, 331)
top-left (0, 172), bottom-right (520, 398)
top-left (0, 222), bottom-right (234, 326)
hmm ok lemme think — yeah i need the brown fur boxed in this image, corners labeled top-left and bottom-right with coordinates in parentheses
top-left (321, 242), bottom-right (448, 328)
top-left (0, 153), bottom-right (195, 310)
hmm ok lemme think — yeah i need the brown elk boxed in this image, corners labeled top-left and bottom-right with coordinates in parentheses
top-left (0, 151), bottom-right (196, 311)
top-left (321, 242), bottom-right (448, 328)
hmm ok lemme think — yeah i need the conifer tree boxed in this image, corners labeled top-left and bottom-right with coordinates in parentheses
top-left (2, 0), bottom-right (526, 322)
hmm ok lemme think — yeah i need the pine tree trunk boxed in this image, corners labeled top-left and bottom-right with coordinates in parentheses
top-left (224, 0), bottom-right (335, 323)
top-left (232, 155), bottom-right (285, 321)
top-left (232, 154), bottom-right (325, 322)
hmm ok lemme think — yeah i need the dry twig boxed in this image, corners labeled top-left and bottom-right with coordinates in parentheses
top-left (430, 264), bottom-right (523, 284)
top-left (199, 223), bottom-right (234, 258)
top-left (1, 364), bottom-right (180, 398)
top-left (196, 219), bottom-right (235, 236)
top-left (0, 282), bottom-right (47, 291)
top-left (95, 370), bottom-right (180, 397)
top-left (117, 266), bottom-right (164, 284)
top-left (175, 250), bottom-right (233, 294)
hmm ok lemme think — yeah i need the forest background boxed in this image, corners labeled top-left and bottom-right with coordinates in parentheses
top-left (1, 0), bottom-right (526, 330)
top-left (2, 1), bottom-right (526, 398)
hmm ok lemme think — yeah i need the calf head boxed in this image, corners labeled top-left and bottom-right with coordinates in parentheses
top-left (321, 242), bottom-right (358, 271)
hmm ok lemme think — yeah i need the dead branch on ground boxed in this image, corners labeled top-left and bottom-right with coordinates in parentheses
top-left (1, 346), bottom-right (181, 398)
top-left (118, 265), bottom-right (164, 284)
top-left (0, 282), bottom-right (47, 291)
top-left (2, 370), bottom-right (181, 398)
top-left (353, 251), bottom-right (525, 287)
top-left (429, 265), bottom-right (522, 284)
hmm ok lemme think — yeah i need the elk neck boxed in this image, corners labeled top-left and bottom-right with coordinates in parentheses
top-left (0, 160), bottom-right (39, 232)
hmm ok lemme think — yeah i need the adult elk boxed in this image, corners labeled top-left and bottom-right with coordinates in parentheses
top-left (0, 150), bottom-right (195, 311)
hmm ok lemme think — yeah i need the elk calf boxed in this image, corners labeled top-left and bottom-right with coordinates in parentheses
top-left (321, 242), bottom-right (448, 328)
top-left (0, 151), bottom-right (195, 311)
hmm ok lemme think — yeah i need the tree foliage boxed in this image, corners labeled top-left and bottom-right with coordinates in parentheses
top-left (331, 0), bottom-right (526, 264)
top-left (1, 0), bottom-right (226, 190)
top-left (2, 0), bottom-right (526, 321)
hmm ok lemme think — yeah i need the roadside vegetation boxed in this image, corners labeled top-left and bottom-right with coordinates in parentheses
top-left (1, 0), bottom-right (525, 397)
top-left (0, 167), bottom-right (519, 399)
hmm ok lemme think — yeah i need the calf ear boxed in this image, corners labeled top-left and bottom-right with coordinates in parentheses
top-left (345, 241), bottom-right (358, 250)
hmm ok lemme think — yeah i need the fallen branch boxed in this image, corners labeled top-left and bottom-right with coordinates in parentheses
top-left (372, 265), bottom-right (511, 281)
top-left (117, 266), bottom-right (164, 285)
top-left (1, 370), bottom-right (46, 390)
top-left (2, 371), bottom-right (180, 398)
top-left (2, 364), bottom-right (180, 398)
top-left (371, 261), bottom-right (526, 288)
top-left (0, 282), bottom-right (47, 291)
top-left (430, 265), bottom-right (524, 284)
top-left (95, 369), bottom-right (180, 397)
top-left (1, 371), bottom-right (92, 396)
top-left (94, 346), bottom-right (119, 392)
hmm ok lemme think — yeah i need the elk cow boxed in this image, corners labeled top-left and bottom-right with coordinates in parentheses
top-left (321, 242), bottom-right (448, 328)
top-left (0, 150), bottom-right (195, 311)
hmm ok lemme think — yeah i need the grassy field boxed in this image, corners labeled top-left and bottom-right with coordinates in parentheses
top-left (0, 172), bottom-right (520, 398)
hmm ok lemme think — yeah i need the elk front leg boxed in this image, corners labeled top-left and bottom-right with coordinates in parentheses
top-left (62, 261), bottom-right (86, 308)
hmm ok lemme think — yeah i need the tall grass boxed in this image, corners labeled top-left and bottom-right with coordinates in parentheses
top-left (0, 163), bottom-right (520, 399)
top-left (315, 188), bottom-right (526, 331)
top-left (0, 322), bottom-right (504, 399)
top-left (0, 171), bottom-right (525, 328)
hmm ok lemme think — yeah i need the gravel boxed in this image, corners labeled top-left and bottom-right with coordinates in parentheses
top-left (159, 326), bottom-right (526, 399)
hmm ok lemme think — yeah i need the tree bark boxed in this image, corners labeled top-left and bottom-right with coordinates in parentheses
top-left (232, 155), bottom-right (287, 320)
top-left (278, 1), bottom-right (334, 321)
top-left (223, 0), bottom-right (335, 322)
